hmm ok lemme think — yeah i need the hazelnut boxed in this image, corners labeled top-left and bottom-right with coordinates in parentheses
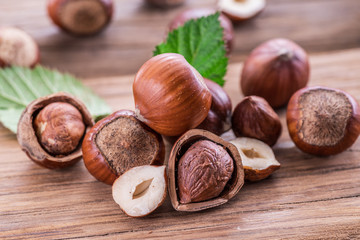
top-left (145, 0), bottom-right (185, 8)
top-left (168, 129), bottom-right (244, 211)
top-left (82, 110), bottom-right (165, 185)
top-left (17, 92), bottom-right (94, 169)
top-left (178, 140), bottom-right (234, 204)
top-left (0, 27), bottom-right (39, 68)
top-left (217, 0), bottom-right (266, 22)
top-left (112, 165), bottom-right (167, 218)
top-left (133, 53), bottom-right (212, 137)
top-left (197, 79), bottom-right (232, 136)
top-left (230, 137), bottom-right (280, 181)
top-left (34, 102), bottom-right (85, 156)
top-left (241, 38), bottom-right (310, 108)
top-left (168, 8), bottom-right (234, 54)
top-left (47, 0), bottom-right (113, 36)
top-left (232, 96), bottom-right (282, 146)
top-left (287, 86), bottom-right (360, 156)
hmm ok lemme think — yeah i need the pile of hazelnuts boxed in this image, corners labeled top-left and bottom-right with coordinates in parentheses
top-left (12, 1), bottom-right (360, 217)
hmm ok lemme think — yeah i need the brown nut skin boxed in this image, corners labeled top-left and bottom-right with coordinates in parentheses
top-left (0, 27), bottom-right (40, 68)
top-left (178, 140), bottom-right (234, 204)
top-left (133, 53), bottom-right (212, 137)
top-left (47, 0), bottom-right (113, 36)
top-left (82, 110), bottom-right (165, 185)
top-left (241, 38), bottom-right (310, 108)
top-left (197, 79), bottom-right (232, 136)
top-left (287, 86), bottom-right (360, 156)
top-left (168, 129), bottom-right (244, 212)
top-left (168, 8), bottom-right (234, 54)
top-left (17, 92), bottom-right (94, 169)
top-left (145, 0), bottom-right (185, 8)
top-left (34, 102), bottom-right (86, 156)
top-left (232, 96), bottom-right (282, 146)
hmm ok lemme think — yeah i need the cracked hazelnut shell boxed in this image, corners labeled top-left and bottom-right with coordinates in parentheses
top-left (47, 0), bottom-right (113, 36)
top-left (197, 79), bottom-right (232, 136)
top-left (168, 129), bottom-right (244, 212)
top-left (82, 110), bottom-right (165, 185)
top-left (232, 96), bottom-right (281, 146)
top-left (287, 86), bottom-right (360, 156)
top-left (0, 27), bottom-right (40, 68)
top-left (241, 38), bottom-right (310, 108)
top-left (17, 92), bottom-right (94, 169)
top-left (168, 8), bottom-right (234, 54)
top-left (133, 53), bottom-right (212, 137)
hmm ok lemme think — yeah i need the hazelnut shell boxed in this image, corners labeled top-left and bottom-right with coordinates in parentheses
top-left (232, 96), bottom-right (281, 146)
top-left (168, 129), bottom-right (244, 212)
top-left (241, 38), bottom-right (310, 108)
top-left (17, 92), bottom-right (94, 169)
top-left (197, 79), bottom-right (232, 136)
top-left (82, 110), bottom-right (165, 185)
top-left (287, 86), bottom-right (360, 156)
top-left (47, 0), bottom-right (113, 36)
top-left (133, 53), bottom-right (212, 136)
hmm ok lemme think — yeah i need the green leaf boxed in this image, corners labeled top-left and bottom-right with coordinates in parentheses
top-left (0, 65), bottom-right (112, 133)
top-left (154, 12), bottom-right (228, 86)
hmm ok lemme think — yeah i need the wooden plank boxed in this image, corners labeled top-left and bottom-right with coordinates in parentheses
top-left (1, 48), bottom-right (360, 239)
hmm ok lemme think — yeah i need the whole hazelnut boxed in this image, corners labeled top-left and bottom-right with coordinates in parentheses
top-left (82, 110), bottom-right (165, 185)
top-left (168, 8), bottom-right (234, 54)
top-left (232, 96), bottom-right (282, 146)
top-left (17, 93), bottom-right (94, 169)
top-left (241, 38), bottom-right (310, 108)
top-left (47, 0), bottom-right (113, 36)
top-left (34, 102), bottom-right (85, 156)
top-left (168, 129), bottom-right (244, 211)
top-left (145, 0), bottom-right (185, 8)
top-left (0, 27), bottom-right (39, 68)
top-left (133, 53), bottom-right (212, 137)
top-left (217, 0), bottom-right (266, 22)
top-left (197, 79), bottom-right (232, 136)
top-left (287, 86), bottom-right (360, 156)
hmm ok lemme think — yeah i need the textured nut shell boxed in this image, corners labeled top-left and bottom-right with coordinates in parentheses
top-left (168, 8), bottom-right (234, 54)
top-left (287, 86), bottom-right (360, 156)
top-left (0, 27), bottom-right (40, 68)
top-left (217, 0), bottom-right (266, 22)
top-left (47, 0), bottom-right (113, 36)
top-left (197, 79), bottom-right (232, 135)
top-left (17, 92), bottom-right (94, 169)
top-left (168, 129), bottom-right (244, 212)
top-left (133, 53), bottom-right (212, 136)
top-left (112, 165), bottom-right (167, 218)
top-left (232, 96), bottom-right (281, 146)
top-left (82, 110), bottom-right (165, 185)
top-left (241, 38), bottom-right (310, 108)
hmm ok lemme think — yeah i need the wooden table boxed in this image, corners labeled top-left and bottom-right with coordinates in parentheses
top-left (1, 0), bottom-right (360, 239)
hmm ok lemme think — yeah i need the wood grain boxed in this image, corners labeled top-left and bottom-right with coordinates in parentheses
top-left (1, 48), bottom-right (360, 239)
top-left (0, 0), bottom-right (359, 78)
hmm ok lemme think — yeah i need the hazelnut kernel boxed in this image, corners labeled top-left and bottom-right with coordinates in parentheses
top-left (34, 102), bottom-right (85, 156)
